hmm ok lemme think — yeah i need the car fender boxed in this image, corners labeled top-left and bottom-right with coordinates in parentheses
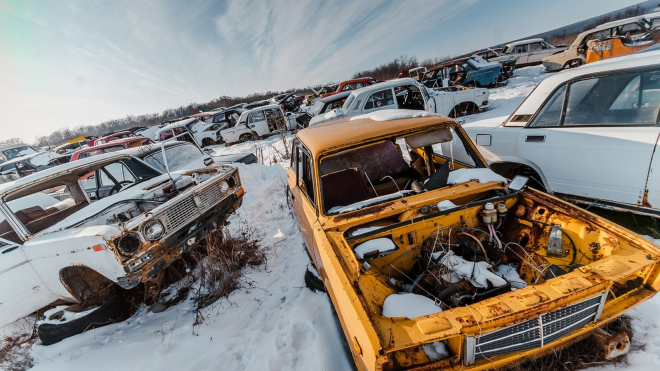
top-left (487, 155), bottom-right (552, 192)
top-left (22, 226), bottom-right (125, 300)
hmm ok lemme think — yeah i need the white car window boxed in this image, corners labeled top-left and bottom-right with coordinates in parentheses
top-left (527, 85), bottom-right (567, 128)
top-left (363, 88), bottom-right (394, 110)
top-left (249, 110), bottom-right (265, 123)
top-left (100, 163), bottom-right (136, 186)
top-left (563, 71), bottom-right (660, 126)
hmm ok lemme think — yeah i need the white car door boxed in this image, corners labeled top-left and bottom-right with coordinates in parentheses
top-left (527, 42), bottom-right (548, 64)
top-left (0, 239), bottom-right (56, 328)
top-left (518, 70), bottom-right (660, 206)
top-left (419, 84), bottom-right (436, 113)
top-left (248, 109), bottom-right (270, 137)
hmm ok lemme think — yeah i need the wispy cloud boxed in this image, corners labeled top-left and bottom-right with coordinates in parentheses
top-left (0, 0), bottom-right (643, 142)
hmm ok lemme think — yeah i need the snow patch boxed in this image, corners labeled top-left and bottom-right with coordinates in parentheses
top-left (494, 264), bottom-right (527, 289)
top-left (437, 200), bottom-right (456, 210)
top-left (423, 341), bottom-right (450, 361)
top-left (447, 168), bottom-right (506, 186)
top-left (354, 238), bottom-right (396, 259)
top-left (382, 293), bottom-right (442, 318)
top-left (350, 109), bottom-right (441, 122)
top-left (437, 251), bottom-right (507, 288)
top-left (350, 226), bottom-right (383, 236)
top-left (38, 305), bottom-right (100, 325)
top-left (328, 191), bottom-right (412, 214)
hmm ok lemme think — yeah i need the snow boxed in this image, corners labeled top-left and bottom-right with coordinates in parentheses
top-left (447, 168), bottom-right (506, 186)
top-left (353, 237), bottom-right (397, 259)
top-left (437, 200), bottom-right (456, 210)
top-left (382, 293), bottom-right (442, 318)
top-left (324, 108), bottom-right (343, 119)
top-left (437, 251), bottom-right (507, 288)
top-left (422, 341), bottom-right (450, 361)
top-left (494, 264), bottom-right (527, 290)
top-left (349, 226), bottom-right (383, 236)
top-left (38, 305), bottom-right (100, 325)
top-left (350, 109), bottom-right (441, 122)
top-left (17, 66), bottom-right (660, 371)
top-left (328, 190), bottom-right (413, 214)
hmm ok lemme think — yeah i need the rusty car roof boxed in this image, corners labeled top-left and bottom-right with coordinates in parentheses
top-left (296, 115), bottom-right (458, 157)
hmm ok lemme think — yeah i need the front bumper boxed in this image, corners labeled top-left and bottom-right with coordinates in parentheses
top-left (116, 191), bottom-right (244, 288)
top-left (542, 59), bottom-right (564, 72)
top-left (478, 103), bottom-right (491, 112)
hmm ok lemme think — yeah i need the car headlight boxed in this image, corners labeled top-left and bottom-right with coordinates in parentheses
top-left (220, 180), bottom-right (230, 193)
top-left (116, 233), bottom-right (141, 256)
top-left (143, 220), bottom-right (165, 241)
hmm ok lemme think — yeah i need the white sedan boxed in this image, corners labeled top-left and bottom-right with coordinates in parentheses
top-left (462, 51), bottom-right (660, 218)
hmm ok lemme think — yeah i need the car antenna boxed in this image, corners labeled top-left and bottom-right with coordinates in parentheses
top-left (160, 142), bottom-right (178, 193)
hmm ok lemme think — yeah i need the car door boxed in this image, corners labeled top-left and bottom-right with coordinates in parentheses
top-left (419, 84), bottom-right (436, 113)
top-left (288, 142), bottom-right (319, 266)
top-left (518, 69), bottom-right (660, 206)
top-left (513, 44), bottom-right (530, 65)
top-left (0, 238), bottom-right (57, 328)
top-left (248, 109), bottom-right (270, 136)
top-left (527, 42), bottom-right (547, 64)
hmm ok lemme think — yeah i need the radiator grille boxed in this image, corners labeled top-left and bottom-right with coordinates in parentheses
top-left (156, 176), bottom-right (230, 237)
top-left (469, 294), bottom-right (605, 363)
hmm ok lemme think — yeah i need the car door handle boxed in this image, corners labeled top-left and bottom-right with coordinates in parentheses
top-left (2, 246), bottom-right (19, 254)
top-left (526, 135), bottom-right (545, 142)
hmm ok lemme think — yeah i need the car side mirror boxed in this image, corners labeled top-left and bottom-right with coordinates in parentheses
top-left (508, 175), bottom-right (529, 192)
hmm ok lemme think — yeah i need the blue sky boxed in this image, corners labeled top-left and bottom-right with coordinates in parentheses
top-left (0, 0), bottom-right (643, 142)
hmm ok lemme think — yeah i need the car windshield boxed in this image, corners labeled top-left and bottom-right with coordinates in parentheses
top-left (3, 146), bottom-right (37, 160)
top-left (341, 93), bottom-right (357, 111)
top-left (318, 127), bottom-right (487, 215)
top-left (310, 100), bottom-right (325, 116)
top-left (142, 143), bottom-right (204, 172)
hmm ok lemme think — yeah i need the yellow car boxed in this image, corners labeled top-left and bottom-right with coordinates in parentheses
top-left (586, 35), bottom-right (659, 64)
top-left (287, 113), bottom-right (660, 371)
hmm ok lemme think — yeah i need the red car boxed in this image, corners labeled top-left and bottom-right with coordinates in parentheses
top-left (321, 77), bottom-right (376, 98)
top-left (70, 137), bottom-right (153, 161)
top-left (92, 130), bottom-right (137, 146)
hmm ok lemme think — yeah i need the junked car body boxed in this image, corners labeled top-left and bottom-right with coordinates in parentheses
top-left (93, 131), bottom-right (137, 146)
top-left (307, 91), bottom-right (351, 117)
top-left (321, 77), bottom-right (378, 98)
top-left (0, 143), bottom-right (40, 163)
top-left (309, 78), bottom-right (490, 126)
top-left (490, 38), bottom-right (566, 67)
top-left (288, 115), bottom-right (660, 371)
top-left (70, 137), bottom-right (154, 161)
top-left (543, 12), bottom-right (660, 71)
top-left (0, 145), bottom-right (245, 329)
top-left (155, 117), bottom-right (222, 147)
top-left (0, 152), bottom-right (70, 183)
top-left (220, 104), bottom-right (299, 144)
top-left (463, 50), bottom-right (660, 219)
top-left (422, 56), bottom-right (506, 89)
top-left (585, 29), bottom-right (660, 64)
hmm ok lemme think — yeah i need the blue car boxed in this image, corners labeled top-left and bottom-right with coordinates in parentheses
top-left (423, 55), bottom-right (506, 88)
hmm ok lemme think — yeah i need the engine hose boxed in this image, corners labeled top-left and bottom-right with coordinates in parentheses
top-left (437, 285), bottom-right (460, 302)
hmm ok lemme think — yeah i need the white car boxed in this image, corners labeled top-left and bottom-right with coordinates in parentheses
top-left (0, 143), bottom-right (244, 342)
top-left (309, 78), bottom-right (490, 126)
top-left (542, 12), bottom-right (660, 71)
top-left (462, 51), bottom-right (660, 218)
top-left (220, 104), bottom-right (299, 143)
top-left (155, 117), bottom-right (221, 147)
top-left (489, 38), bottom-right (566, 67)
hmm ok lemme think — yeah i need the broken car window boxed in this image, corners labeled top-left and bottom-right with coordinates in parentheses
top-left (528, 85), bottom-right (567, 127)
top-left (143, 143), bottom-right (203, 172)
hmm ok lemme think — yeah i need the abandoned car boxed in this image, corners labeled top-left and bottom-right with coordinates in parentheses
top-left (421, 56), bottom-right (507, 89)
top-left (321, 77), bottom-right (378, 98)
top-left (288, 114), bottom-right (660, 370)
top-left (489, 38), bottom-right (566, 67)
top-left (463, 50), bottom-right (660, 219)
top-left (220, 104), bottom-right (300, 144)
top-left (308, 91), bottom-right (351, 117)
top-left (70, 136), bottom-right (153, 161)
top-left (0, 146), bottom-right (245, 343)
top-left (0, 143), bottom-right (40, 163)
top-left (0, 151), bottom-right (70, 183)
top-left (155, 117), bottom-right (222, 147)
top-left (585, 29), bottom-right (660, 64)
top-left (542, 12), bottom-right (660, 71)
top-left (308, 78), bottom-right (490, 126)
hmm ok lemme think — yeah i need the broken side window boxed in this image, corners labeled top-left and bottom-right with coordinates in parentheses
top-left (364, 88), bottom-right (395, 110)
top-left (294, 144), bottom-right (315, 206)
top-left (527, 84), bottom-right (567, 128)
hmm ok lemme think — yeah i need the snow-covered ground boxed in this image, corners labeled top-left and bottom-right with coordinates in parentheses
top-left (14, 66), bottom-right (660, 370)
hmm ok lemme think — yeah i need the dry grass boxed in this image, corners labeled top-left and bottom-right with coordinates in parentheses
top-left (505, 316), bottom-right (632, 371)
top-left (0, 326), bottom-right (37, 371)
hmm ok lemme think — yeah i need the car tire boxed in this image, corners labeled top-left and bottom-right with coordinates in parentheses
top-left (239, 133), bottom-right (252, 143)
top-left (564, 59), bottom-right (583, 69)
top-left (37, 295), bottom-right (123, 345)
top-left (304, 265), bottom-right (326, 292)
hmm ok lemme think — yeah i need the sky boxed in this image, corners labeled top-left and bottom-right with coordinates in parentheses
top-left (0, 0), bottom-right (645, 143)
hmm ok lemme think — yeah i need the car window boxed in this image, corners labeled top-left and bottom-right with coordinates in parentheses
top-left (527, 85), bottom-right (567, 127)
top-left (294, 144), bottom-right (315, 206)
top-left (104, 145), bottom-right (126, 153)
top-left (420, 85), bottom-right (430, 102)
top-left (514, 44), bottom-right (528, 53)
top-left (0, 164), bottom-right (15, 172)
top-left (356, 82), bottom-right (366, 88)
top-left (529, 43), bottom-right (542, 52)
top-left (341, 83), bottom-right (355, 91)
top-left (143, 144), bottom-right (202, 172)
top-left (620, 23), bottom-right (643, 34)
top-left (562, 71), bottom-right (660, 126)
top-left (78, 149), bottom-right (102, 159)
top-left (341, 94), bottom-right (356, 111)
top-left (249, 110), bottom-right (265, 123)
top-left (363, 88), bottom-right (395, 110)
top-left (2, 146), bottom-right (37, 160)
top-left (100, 162), bottom-right (136, 187)
top-left (212, 114), bottom-right (226, 123)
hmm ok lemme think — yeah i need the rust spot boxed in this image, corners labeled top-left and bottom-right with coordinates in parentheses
top-left (516, 291), bottom-right (550, 307)
top-left (484, 302), bottom-right (512, 317)
top-left (456, 315), bottom-right (478, 326)
top-left (639, 188), bottom-right (652, 208)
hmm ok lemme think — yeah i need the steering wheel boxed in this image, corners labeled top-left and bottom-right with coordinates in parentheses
top-left (109, 181), bottom-right (134, 195)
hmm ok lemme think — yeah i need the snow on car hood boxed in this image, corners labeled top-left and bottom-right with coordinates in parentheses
top-left (309, 108), bottom-right (345, 126)
top-left (462, 115), bottom-right (508, 130)
top-left (350, 109), bottom-right (440, 122)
